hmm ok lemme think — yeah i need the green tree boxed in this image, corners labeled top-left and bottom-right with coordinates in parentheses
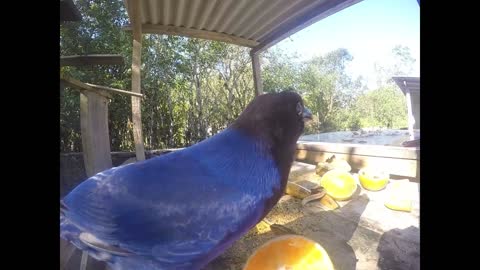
top-left (262, 48), bottom-right (301, 93)
top-left (374, 45), bottom-right (416, 87)
top-left (353, 86), bottom-right (408, 129)
top-left (60, 0), bottom-right (132, 152)
top-left (299, 49), bottom-right (363, 132)
top-left (60, 1), bottom-right (413, 153)
top-left (60, 0), bottom-right (257, 152)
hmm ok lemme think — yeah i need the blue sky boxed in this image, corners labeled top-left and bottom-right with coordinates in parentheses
top-left (271, 0), bottom-right (420, 89)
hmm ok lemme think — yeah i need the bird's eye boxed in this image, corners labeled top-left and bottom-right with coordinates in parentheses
top-left (296, 102), bottom-right (303, 116)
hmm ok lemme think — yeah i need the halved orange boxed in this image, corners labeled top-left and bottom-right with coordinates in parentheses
top-left (358, 168), bottom-right (389, 191)
top-left (243, 235), bottom-right (335, 270)
top-left (320, 170), bottom-right (357, 201)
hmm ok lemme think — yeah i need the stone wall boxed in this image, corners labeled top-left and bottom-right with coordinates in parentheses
top-left (60, 150), bottom-right (176, 198)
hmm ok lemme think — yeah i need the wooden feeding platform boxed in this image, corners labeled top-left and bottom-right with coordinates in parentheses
top-left (204, 161), bottom-right (419, 270)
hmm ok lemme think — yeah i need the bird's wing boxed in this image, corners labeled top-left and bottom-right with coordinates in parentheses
top-left (62, 149), bottom-right (273, 267)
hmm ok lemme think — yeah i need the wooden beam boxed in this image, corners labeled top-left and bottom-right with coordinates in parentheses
top-left (251, 0), bottom-right (363, 54)
top-left (296, 142), bottom-right (420, 160)
top-left (123, 24), bottom-right (259, 48)
top-left (85, 83), bottom-right (143, 98)
top-left (60, 54), bottom-right (124, 67)
top-left (130, 0), bottom-right (146, 161)
top-left (61, 75), bottom-right (143, 98)
top-left (295, 141), bottom-right (419, 179)
top-left (251, 51), bottom-right (263, 96)
top-left (80, 90), bottom-right (113, 177)
top-left (61, 76), bottom-right (111, 99)
top-left (296, 149), bottom-right (419, 180)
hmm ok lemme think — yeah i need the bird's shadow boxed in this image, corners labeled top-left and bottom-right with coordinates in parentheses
top-left (205, 192), bottom-right (370, 270)
top-left (377, 226), bottom-right (420, 270)
top-left (295, 193), bottom-right (370, 270)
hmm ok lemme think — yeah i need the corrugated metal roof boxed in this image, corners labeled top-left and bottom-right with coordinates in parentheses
top-left (393, 77), bottom-right (420, 94)
top-left (124, 0), bottom-right (363, 52)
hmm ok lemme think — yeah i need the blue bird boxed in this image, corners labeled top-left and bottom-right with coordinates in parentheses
top-left (60, 91), bottom-right (313, 270)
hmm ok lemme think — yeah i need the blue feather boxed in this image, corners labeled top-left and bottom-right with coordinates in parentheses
top-left (61, 128), bottom-right (281, 269)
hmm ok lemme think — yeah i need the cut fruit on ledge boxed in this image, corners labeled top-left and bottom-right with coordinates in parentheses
top-left (243, 235), bottom-right (335, 270)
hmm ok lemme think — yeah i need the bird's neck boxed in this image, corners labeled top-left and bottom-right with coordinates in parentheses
top-left (228, 127), bottom-right (297, 193)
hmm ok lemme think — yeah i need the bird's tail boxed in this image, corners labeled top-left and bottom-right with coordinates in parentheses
top-left (60, 201), bottom-right (171, 270)
top-left (60, 200), bottom-right (83, 247)
top-left (60, 201), bottom-right (116, 263)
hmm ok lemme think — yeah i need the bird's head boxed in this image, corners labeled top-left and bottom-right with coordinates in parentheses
top-left (231, 90), bottom-right (312, 150)
top-left (230, 90), bottom-right (312, 203)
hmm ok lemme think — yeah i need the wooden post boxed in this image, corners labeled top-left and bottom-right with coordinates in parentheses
top-left (131, 0), bottom-right (145, 161)
top-left (404, 82), bottom-right (415, 140)
top-left (250, 50), bottom-right (263, 96)
top-left (80, 90), bottom-right (113, 177)
top-left (79, 90), bottom-right (113, 270)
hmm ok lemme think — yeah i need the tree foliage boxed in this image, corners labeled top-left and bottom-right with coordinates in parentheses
top-left (60, 0), bottom-right (414, 152)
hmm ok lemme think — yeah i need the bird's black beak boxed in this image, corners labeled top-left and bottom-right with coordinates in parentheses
top-left (303, 107), bottom-right (313, 121)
